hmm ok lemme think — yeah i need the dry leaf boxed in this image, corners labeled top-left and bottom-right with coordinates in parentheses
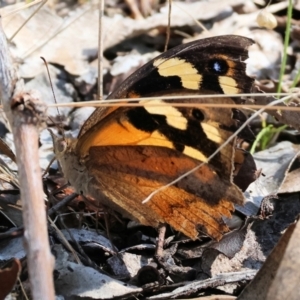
top-left (0, 258), bottom-right (21, 299)
top-left (278, 152), bottom-right (300, 193)
top-left (238, 219), bottom-right (300, 300)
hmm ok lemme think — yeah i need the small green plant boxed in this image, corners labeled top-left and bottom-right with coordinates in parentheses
top-left (252, 0), bottom-right (293, 154)
top-left (250, 122), bottom-right (287, 154)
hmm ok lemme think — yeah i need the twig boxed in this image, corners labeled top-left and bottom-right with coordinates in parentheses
top-left (0, 20), bottom-right (55, 299)
top-left (164, 0), bottom-right (172, 52)
top-left (0, 226), bottom-right (24, 240)
top-left (98, 0), bottom-right (104, 99)
top-left (155, 223), bottom-right (167, 257)
top-left (48, 192), bottom-right (78, 216)
top-left (148, 270), bottom-right (257, 299)
top-left (48, 218), bottom-right (82, 265)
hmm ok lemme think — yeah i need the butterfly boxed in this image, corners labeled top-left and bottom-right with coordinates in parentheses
top-left (52, 35), bottom-right (256, 241)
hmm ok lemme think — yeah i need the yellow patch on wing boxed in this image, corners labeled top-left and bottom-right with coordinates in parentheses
top-left (201, 122), bottom-right (223, 144)
top-left (154, 58), bottom-right (202, 90)
top-left (144, 99), bottom-right (188, 130)
top-left (138, 130), bottom-right (174, 148)
top-left (218, 76), bottom-right (239, 94)
top-left (183, 146), bottom-right (208, 162)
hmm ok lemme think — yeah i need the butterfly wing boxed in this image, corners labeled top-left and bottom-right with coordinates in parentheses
top-left (60, 35), bottom-right (256, 240)
top-left (73, 95), bottom-right (249, 240)
top-left (87, 145), bottom-right (244, 240)
top-left (79, 35), bottom-right (254, 137)
top-left (107, 35), bottom-right (254, 99)
top-left (77, 96), bottom-right (239, 179)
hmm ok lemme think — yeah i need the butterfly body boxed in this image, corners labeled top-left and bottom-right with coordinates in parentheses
top-left (53, 35), bottom-right (256, 240)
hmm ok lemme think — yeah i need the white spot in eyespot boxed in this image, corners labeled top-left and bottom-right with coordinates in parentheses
top-left (213, 61), bottom-right (222, 73)
top-left (144, 99), bottom-right (187, 130)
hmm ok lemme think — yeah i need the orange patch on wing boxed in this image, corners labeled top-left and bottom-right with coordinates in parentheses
top-left (87, 145), bottom-right (245, 240)
top-left (77, 116), bottom-right (176, 157)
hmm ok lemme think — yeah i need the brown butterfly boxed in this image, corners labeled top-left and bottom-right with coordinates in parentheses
top-left (52, 35), bottom-right (256, 241)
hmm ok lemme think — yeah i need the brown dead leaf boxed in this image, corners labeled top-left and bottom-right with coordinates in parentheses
top-left (0, 258), bottom-right (21, 299)
top-left (236, 141), bottom-right (300, 217)
top-left (278, 152), bottom-right (300, 194)
top-left (54, 244), bottom-right (142, 299)
top-left (0, 137), bottom-right (16, 162)
top-left (237, 219), bottom-right (300, 300)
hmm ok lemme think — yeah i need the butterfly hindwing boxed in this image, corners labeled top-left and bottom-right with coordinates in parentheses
top-left (87, 145), bottom-right (244, 240)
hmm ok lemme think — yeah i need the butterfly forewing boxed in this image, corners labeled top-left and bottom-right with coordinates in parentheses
top-left (79, 35), bottom-right (254, 136)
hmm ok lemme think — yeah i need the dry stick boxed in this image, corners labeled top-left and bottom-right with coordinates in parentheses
top-left (0, 227), bottom-right (24, 240)
top-left (0, 21), bottom-right (55, 299)
top-left (164, 0), bottom-right (172, 52)
top-left (98, 0), bottom-right (105, 99)
top-left (10, 95), bottom-right (55, 296)
top-left (47, 192), bottom-right (78, 216)
top-left (155, 223), bottom-right (167, 257)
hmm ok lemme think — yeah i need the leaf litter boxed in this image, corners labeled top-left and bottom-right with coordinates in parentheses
top-left (0, 0), bottom-right (300, 299)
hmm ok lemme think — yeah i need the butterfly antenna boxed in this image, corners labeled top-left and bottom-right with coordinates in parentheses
top-left (41, 56), bottom-right (65, 139)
